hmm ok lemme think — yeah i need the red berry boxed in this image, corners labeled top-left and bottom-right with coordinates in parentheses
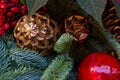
top-left (0, 28), bottom-right (4, 35)
top-left (11, 20), bottom-right (17, 27)
top-left (11, 0), bottom-right (19, 4)
top-left (7, 11), bottom-right (14, 17)
top-left (42, 6), bottom-right (47, 12)
top-left (0, 14), bottom-right (5, 20)
top-left (0, 2), bottom-right (7, 9)
top-left (78, 52), bottom-right (120, 80)
top-left (0, 9), bottom-right (6, 13)
top-left (0, 2), bottom-right (7, 13)
top-left (117, 0), bottom-right (120, 3)
top-left (0, 0), bottom-right (6, 3)
top-left (11, 7), bottom-right (19, 13)
top-left (21, 5), bottom-right (27, 11)
top-left (21, 9), bottom-right (26, 14)
top-left (7, 2), bottom-right (14, 7)
top-left (3, 23), bottom-right (10, 30)
top-left (0, 21), bottom-right (3, 27)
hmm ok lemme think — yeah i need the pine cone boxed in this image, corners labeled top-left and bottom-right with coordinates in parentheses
top-left (64, 15), bottom-right (89, 43)
top-left (102, 0), bottom-right (120, 42)
top-left (14, 12), bottom-right (60, 55)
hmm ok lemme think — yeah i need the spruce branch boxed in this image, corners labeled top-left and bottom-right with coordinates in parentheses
top-left (15, 69), bottom-right (42, 80)
top-left (6, 41), bottom-right (17, 49)
top-left (0, 41), bottom-right (11, 73)
top-left (40, 53), bottom-right (73, 80)
top-left (9, 48), bottom-right (48, 68)
top-left (54, 33), bottom-right (74, 54)
top-left (0, 33), bottom-right (17, 49)
top-left (66, 72), bottom-right (77, 80)
top-left (89, 18), bottom-right (120, 58)
top-left (0, 68), bottom-right (28, 80)
top-left (102, 30), bottom-right (120, 58)
top-left (0, 33), bottom-right (14, 42)
top-left (0, 67), bottom-right (37, 80)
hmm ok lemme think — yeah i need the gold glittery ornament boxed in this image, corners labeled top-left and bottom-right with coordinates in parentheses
top-left (64, 15), bottom-right (89, 43)
top-left (14, 12), bottom-right (60, 55)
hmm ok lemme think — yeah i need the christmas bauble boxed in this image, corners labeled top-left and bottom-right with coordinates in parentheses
top-left (14, 12), bottom-right (60, 55)
top-left (78, 52), bottom-right (120, 80)
top-left (64, 15), bottom-right (89, 43)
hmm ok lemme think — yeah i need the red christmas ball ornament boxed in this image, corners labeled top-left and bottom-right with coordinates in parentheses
top-left (78, 52), bottom-right (120, 80)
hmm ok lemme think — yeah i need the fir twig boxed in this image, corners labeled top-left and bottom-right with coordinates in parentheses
top-left (102, 30), bottom-right (120, 58)
top-left (15, 69), bottom-right (42, 80)
top-left (0, 33), bottom-right (50, 80)
top-left (0, 67), bottom-right (36, 80)
top-left (0, 33), bottom-right (14, 42)
top-left (54, 33), bottom-right (73, 53)
top-left (89, 18), bottom-right (120, 58)
top-left (66, 72), bottom-right (77, 80)
top-left (0, 41), bottom-right (11, 73)
top-left (40, 53), bottom-right (73, 80)
top-left (0, 34), bottom-right (49, 68)
top-left (9, 48), bottom-right (48, 68)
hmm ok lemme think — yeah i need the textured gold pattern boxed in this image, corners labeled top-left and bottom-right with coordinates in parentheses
top-left (14, 13), bottom-right (60, 55)
top-left (65, 15), bottom-right (89, 43)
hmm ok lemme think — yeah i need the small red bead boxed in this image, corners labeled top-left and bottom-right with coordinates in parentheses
top-left (0, 0), bottom-right (6, 3)
top-left (21, 9), bottom-right (27, 14)
top-left (21, 5), bottom-right (27, 11)
top-left (11, 0), bottom-right (19, 4)
top-left (0, 9), bottom-right (6, 13)
top-left (0, 14), bottom-right (5, 20)
top-left (7, 2), bottom-right (14, 7)
top-left (0, 20), bottom-right (3, 27)
top-left (0, 28), bottom-right (4, 35)
top-left (0, 2), bottom-right (7, 9)
top-left (42, 6), bottom-right (47, 12)
top-left (11, 20), bottom-right (17, 27)
top-left (11, 7), bottom-right (19, 13)
top-left (117, 0), bottom-right (120, 3)
top-left (7, 11), bottom-right (14, 17)
top-left (3, 23), bottom-right (10, 30)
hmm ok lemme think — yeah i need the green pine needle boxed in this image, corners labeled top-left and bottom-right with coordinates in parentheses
top-left (9, 48), bottom-right (48, 68)
top-left (0, 41), bottom-right (11, 73)
top-left (66, 72), bottom-right (77, 80)
top-left (0, 33), bottom-right (14, 42)
top-left (0, 33), bottom-right (74, 80)
top-left (102, 30), bottom-right (120, 58)
top-left (15, 69), bottom-right (42, 80)
top-left (0, 33), bottom-right (49, 70)
top-left (40, 53), bottom-right (73, 80)
top-left (90, 18), bottom-right (120, 58)
top-left (54, 33), bottom-right (74, 53)
top-left (0, 67), bottom-right (33, 80)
